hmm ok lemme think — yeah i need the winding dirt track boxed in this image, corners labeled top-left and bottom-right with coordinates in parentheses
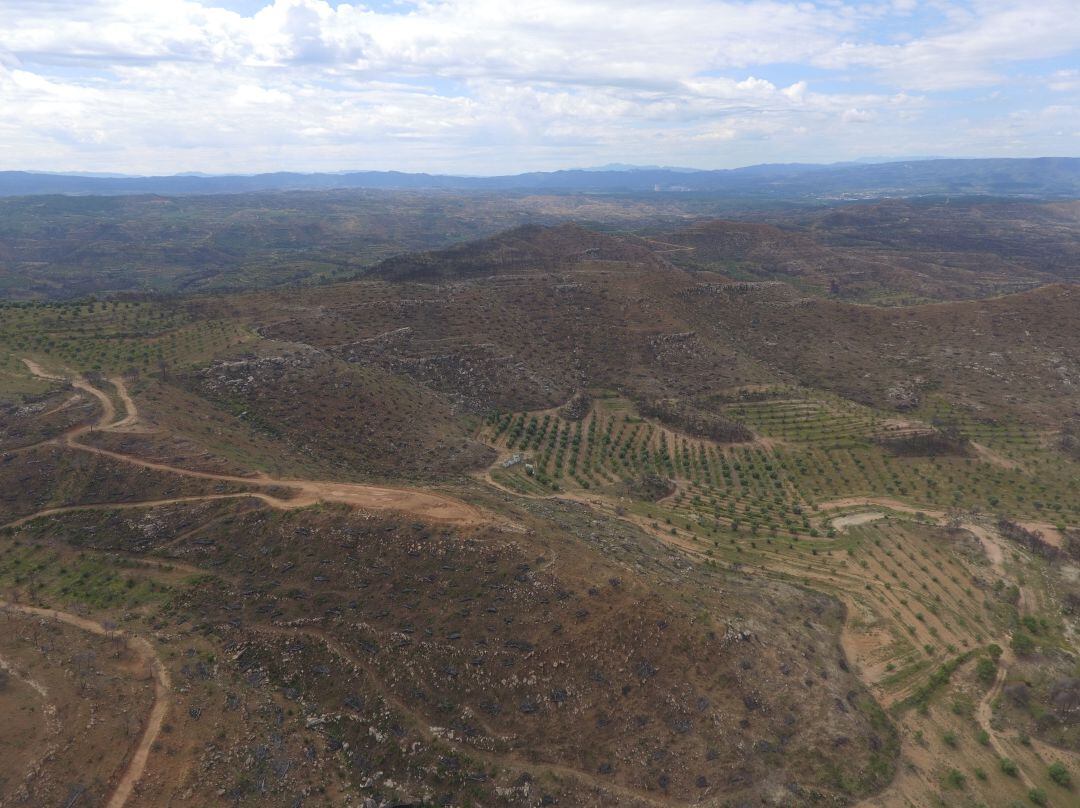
top-left (12, 360), bottom-right (668, 808)
top-left (20, 359), bottom-right (485, 526)
top-left (1, 494), bottom-right (261, 532)
top-left (966, 523), bottom-right (1041, 789)
top-left (2, 360), bottom-right (492, 802)
top-left (823, 497), bottom-right (1054, 794)
top-left (816, 496), bottom-right (946, 519)
top-left (0, 600), bottom-right (171, 808)
top-left (817, 495), bottom-right (1065, 542)
top-left (17, 360), bottom-right (1073, 805)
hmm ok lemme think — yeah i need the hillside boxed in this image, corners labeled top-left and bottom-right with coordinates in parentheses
top-left (2, 190), bottom-right (1077, 304)
top-left (373, 223), bottom-right (665, 282)
top-left (662, 199), bottom-right (1080, 303)
top-left (0, 222), bottom-right (1077, 807)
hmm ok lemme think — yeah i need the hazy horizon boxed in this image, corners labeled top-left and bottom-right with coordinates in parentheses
top-left (12, 154), bottom-right (1079, 180)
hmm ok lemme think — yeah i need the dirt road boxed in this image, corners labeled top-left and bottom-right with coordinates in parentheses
top-left (107, 375), bottom-right (140, 430)
top-left (831, 511), bottom-right (886, 529)
top-left (22, 360), bottom-right (486, 526)
top-left (24, 358), bottom-right (117, 429)
top-left (816, 496), bottom-right (946, 519)
top-left (1, 494), bottom-right (262, 532)
top-left (0, 601), bottom-right (170, 808)
top-left (819, 496), bottom-right (1065, 547)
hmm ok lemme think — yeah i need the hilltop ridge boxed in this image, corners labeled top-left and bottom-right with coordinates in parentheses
top-left (3, 157), bottom-right (1080, 198)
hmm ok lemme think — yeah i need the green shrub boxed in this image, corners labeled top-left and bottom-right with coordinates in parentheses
top-left (1012, 632), bottom-right (1035, 656)
top-left (951, 697), bottom-right (973, 718)
top-left (944, 768), bottom-right (966, 789)
top-left (1001, 757), bottom-right (1019, 777)
top-left (976, 657), bottom-right (997, 683)
top-left (1028, 787), bottom-right (1047, 805)
top-left (1048, 761), bottom-right (1072, 788)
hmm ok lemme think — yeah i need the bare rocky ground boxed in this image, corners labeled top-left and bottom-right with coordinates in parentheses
top-left (0, 609), bottom-right (155, 807)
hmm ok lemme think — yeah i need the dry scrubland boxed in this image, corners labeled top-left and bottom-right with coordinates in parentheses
top-left (0, 215), bottom-right (1077, 807)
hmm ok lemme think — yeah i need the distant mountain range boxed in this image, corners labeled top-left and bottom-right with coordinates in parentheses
top-left (1, 157), bottom-right (1078, 199)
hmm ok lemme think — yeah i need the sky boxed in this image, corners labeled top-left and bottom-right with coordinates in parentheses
top-left (1, 0), bottom-right (1078, 175)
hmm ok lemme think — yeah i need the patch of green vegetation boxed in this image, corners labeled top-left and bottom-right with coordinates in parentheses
top-left (976, 656), bottom-right (998, 683)
top-left (1012, 631), bottom-right (1036, 656)
top-left (1048, 761), bottom-right (1072, 789)
top-left (943, 768), bottom-right (965, 789)
top-left (0, 541), bottom-right (171, 610)
top-left (0, 299), bottom-right (254, 375)
top-left (849, 692), bottom-right (900, 792)
top-left (893, 651), bottom-right (976, 714)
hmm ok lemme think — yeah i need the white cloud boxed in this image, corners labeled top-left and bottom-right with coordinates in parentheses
top-left (841, 107), bottom-right (875, 124)
top-left (1048, 69), bottom-right (1080, 93)
top-left (0, 0), bottom-right (1075, 172)
top-left (232, 83), bottom-right (293, 106)
top-left (817, 0), bottom-right (1080, 90)
top-left (0, 1), bottom-right (850, 80)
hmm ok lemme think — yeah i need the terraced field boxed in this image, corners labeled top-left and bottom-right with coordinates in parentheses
top-left (0, 300), bottom-right (254, 373)
top-left (481, 392), bottom-right (1079, 536)
top-left (719, 390), bottom-right (886, 446)
top-left (479, 394), bottom-right (1080, 806)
